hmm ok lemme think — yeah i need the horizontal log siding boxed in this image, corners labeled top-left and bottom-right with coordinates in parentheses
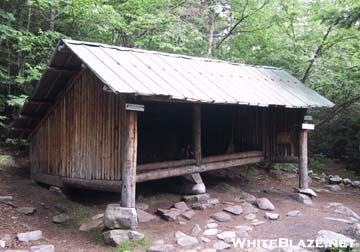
top-left (31, 70), bottom-right (125, 180)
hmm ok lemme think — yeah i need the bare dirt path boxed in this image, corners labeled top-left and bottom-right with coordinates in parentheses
top-left (1, 148), bottom-right (360, 251)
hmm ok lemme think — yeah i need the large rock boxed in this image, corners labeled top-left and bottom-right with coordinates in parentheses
top-left (17, 207), bottom-right (36, 215)
top-left (103, 204), bottom-right (138, 229)
top-left (52, 214), bottom-right (69, 224)
top-left (315, 230), bottom-right (355, 248)
top-left (137, 209), bottom-right (157, 223)
top-left (329, 175), bottom-right (342, 184)
top-left (79, 218), bottom-right (104, 232)
top-left (224, 205), bottom-right (243, 215)
top-left (103, 230), bottom-right (129, 246)
top-left (291, 193), bottom-right (312, 205)
top-left (173, 201), bottom-right (189, 212)
top-left (211, 212), bottom-right (232, 222)
top-left (347, 223), bottom-right (360, 240)
top-left (287, 210), bottom-right (303, 217)
top-left (17, 230), bottom-right (43, 242)
top-left (183, 194), bottom-right (210, 203)
top-left (264, 212), bottom-right (279, 220)
top-left (256, 198), bottom-right (275, 210)
top-left (181, 210), bottom-right (195, 220)
top-left (294, 188), bottom-right (317, 197)
top-left (326, 202), bottom-right (360, 220)
top-left (29, 245), bottom-right (55, 252)
top-left (324, 184), bottom-right (342, 192)
top-left (239, 191), bottom-right (257, 203)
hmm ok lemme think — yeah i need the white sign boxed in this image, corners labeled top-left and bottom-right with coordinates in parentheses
top-left (302, 123), bottom-right (315, 130)
top-left (125, 103), bottom-right (144, 112)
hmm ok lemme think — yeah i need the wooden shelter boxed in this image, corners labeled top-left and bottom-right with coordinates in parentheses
top-left (11, 40), bottom-right (333, 208)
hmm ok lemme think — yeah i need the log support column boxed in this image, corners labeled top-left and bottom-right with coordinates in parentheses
top-left (193, 104), bottom-right (201, 165)
top-left (121, 111), bottom-right (138, 208)
top-left (299, 130), bottom-right (309, 189)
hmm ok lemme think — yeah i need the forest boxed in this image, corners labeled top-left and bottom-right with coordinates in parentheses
top-left (0, 0), bottom-right (359, 167)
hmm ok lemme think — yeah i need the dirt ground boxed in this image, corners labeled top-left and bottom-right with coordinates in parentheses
top-left (1, 147), bottom-right (360, 252)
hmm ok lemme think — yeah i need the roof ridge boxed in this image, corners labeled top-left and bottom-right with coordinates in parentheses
top-left (62, 39), bottom-right (283, 71)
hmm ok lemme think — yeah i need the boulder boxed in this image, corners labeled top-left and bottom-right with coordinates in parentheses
top-left (181, 210), bottom-right (195, 220)
top-left (343, 178), bottom-right (352, 185)
top-left (224, 205), bottom-right (243, 215)
top-left (103, 204), bottom-right (138, 229)
top-left (137, 209), bottom-right (157, 223)
top-left (329, 175), bottom-right (342, 184)
top-left (256, 198), bottom-right (275, 211)
top-left (17, 230), bottom-right (43, 242)
top-left (315, 230), bottom-right (355, 248)
top-left (351, 181), bottom-right (360, 187)
top-left (191, 224), bottom-right (202, 236)
top-left (291, 193), bottom-right (312, 205)
top-left (79, 218), bottom-right (104, 232)
top-left (183, 194), bottom-right (210, 203)
top-left (217, 231), bottom-right (236, 242)
top-left (211, 212), bottom-right (232, 222)
top-left (29, 245), bottom-right (55, 252)
top-left (147, 244), bottom-right (176, 252)
top-left (287, 210), bottom-right (303, 217)
top-left (17, 207), bottom-right (36, 215)
top-left (103, 230), bottom-right (129, 246)
top-left (52, 214), bottom-right (69, 224)
top-left (347, 223), bottom-right (360, 240)
top-left (264, 212), bottom-right (279, 220)
top-left (326, 202), bottom-right (360, 220)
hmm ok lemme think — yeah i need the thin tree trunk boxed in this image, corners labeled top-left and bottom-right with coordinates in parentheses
top-left (207, 6), bottom-right (216, 57)
top-left (49, 3), bottom-right (56, 31)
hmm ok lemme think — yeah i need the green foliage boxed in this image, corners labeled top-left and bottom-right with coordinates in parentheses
top-left (7, 95), bottom-right (28, 108)
top-left (116, 238), bottom-right (150, 252)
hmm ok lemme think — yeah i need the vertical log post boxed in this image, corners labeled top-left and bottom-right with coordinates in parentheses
top-left (299, 130), bottom-right (308, 189)
top-left (121, 111), bottom-right (138, 208)
top-left (193, 104), bottom-right (201, 165)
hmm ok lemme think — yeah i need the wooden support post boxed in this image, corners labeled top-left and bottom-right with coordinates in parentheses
top-left (299, 130), bottom-right (309, 189)
top-left (193, 104), bottom-right (201, 165)
top-left (121, 111), bottom-right (138, 208)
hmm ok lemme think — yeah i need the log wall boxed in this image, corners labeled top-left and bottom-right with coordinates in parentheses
top-left (30, 70), bottom-right (125, 181)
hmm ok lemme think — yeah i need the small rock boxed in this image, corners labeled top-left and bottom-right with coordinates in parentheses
top-left (324, 217), bottom-right (355, 224)
top-left (175, 231), bottom-right (187, 239)
top-left (224, 205), bottom-right (243, 215)
top-left (239, 191), bottom-right (257, 203)
top-left (235, 225), bottom-right (253, 236)
top-left (147, 244), bottom-right (176, 252)
top-left (251, 220), bottom-right (265, 226)
top-left (205, 222), bottom-right (218, 229)
top-left (287, 210), bottom-right (303, 217)
top-left (191, 202), bottom-right (208, 210)
top-left (103, 204), bottom-right (138, 229)
top-left (29, 245), bottom-right (55, 252)
top-left (176, 235), bottom-right (198, 247)
top-left (91, 213), bottom-right (104, 220)
top-left (294, 188), bottom-right (317, 197)
top-left (256, 198), bottom-right (275, 211)
top-left (1, 234), bottom-right (11, 242)
top-left (213, 240), bottom-right (231, 250)
top-left (329, 175), bottom-right (342, 184)
top-left (191, 224), bottom-right (202, 236)
top-left (174, 201), bottom-right (189, 212)
top-left (17, 207), bottom-right (36, 215)
top-left (211, 211), bottom-right (232, 222)
top-left (128, 230), bottom-right (145, 240)
top-left (291, 193), bottom-right (312, 205)
top-left (0, 240), bottom-right (5, 249)
top-left (324, 184), bottom-right (342, 192)
top-left (178, 221), bottom-right (186, 225)
top-left (207, 198), bottom-right (220, 207)
top-left (200, 237), bottom-right (211, 243)
top-left (203, 229), bottom-right (218, 236)
top-left (161, 208), bottom-right (182, 221)
top-left (79, 218), bottom-right (103, 232)
top-left (315, 230), bottom-right (355, 248)
top-left (183, 194), bottom-right (210, 203)
top-left (103, 230), bottom-right (129, 246)
top-left (49, 186), bottom-right (62, 194)
top-left (217, 231), bottom-right (236, 242)
top-left (181, 210), bottom-right (195, 220)
top-left (343, 178), bottom-right (352, 185)
top-left (0, 196), bottom-right (13, 203)
top-left (347, 223), bottom-right (360, 240)
top-left (245, 214), bottom-right (257, 220)
top-left (351, 181), bottom-right (360, 187)
top-left (17, 230), bottom-right (43, 242)
top-left (241, 202), bottom-right (259, 214)
top-left (52, 214), bottom-right (69, 224)
top-left (264, 212), bottom-right (279, 220)
top-left (137, 209), bottom-right (157, 223)
top-left (315, 188), bottom-right (330, 193)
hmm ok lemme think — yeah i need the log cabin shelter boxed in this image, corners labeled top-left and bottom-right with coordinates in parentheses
top-left (11, 39), bottom-right (334, 208)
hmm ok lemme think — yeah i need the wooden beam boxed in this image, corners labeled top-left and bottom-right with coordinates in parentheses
top-left (299, 130), bottom-right (309, 189)
top-left (202, 151), bottom-right (263, 163)
top-left (18, 114), bottom-right (42, 121)
top-left (138, 159), bottom-right (196, 172)
top-left (48, 66), bottom-right (79, 74)
top-left (63, 178), bottom-right (122, 193)
top-left (121, 111), bottom-right (138, 208)
top-left (11, 127), bottom-right (33, 132)
top-left (136, 156), bottom-right (264, 182)
top-left (193, 104), bottom-right (201, 165)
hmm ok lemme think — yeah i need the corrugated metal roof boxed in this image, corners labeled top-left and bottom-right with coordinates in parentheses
top-left (63, 39), bottom-right (334, 108)
top-left (10, 39), bottom-right (334, 138)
